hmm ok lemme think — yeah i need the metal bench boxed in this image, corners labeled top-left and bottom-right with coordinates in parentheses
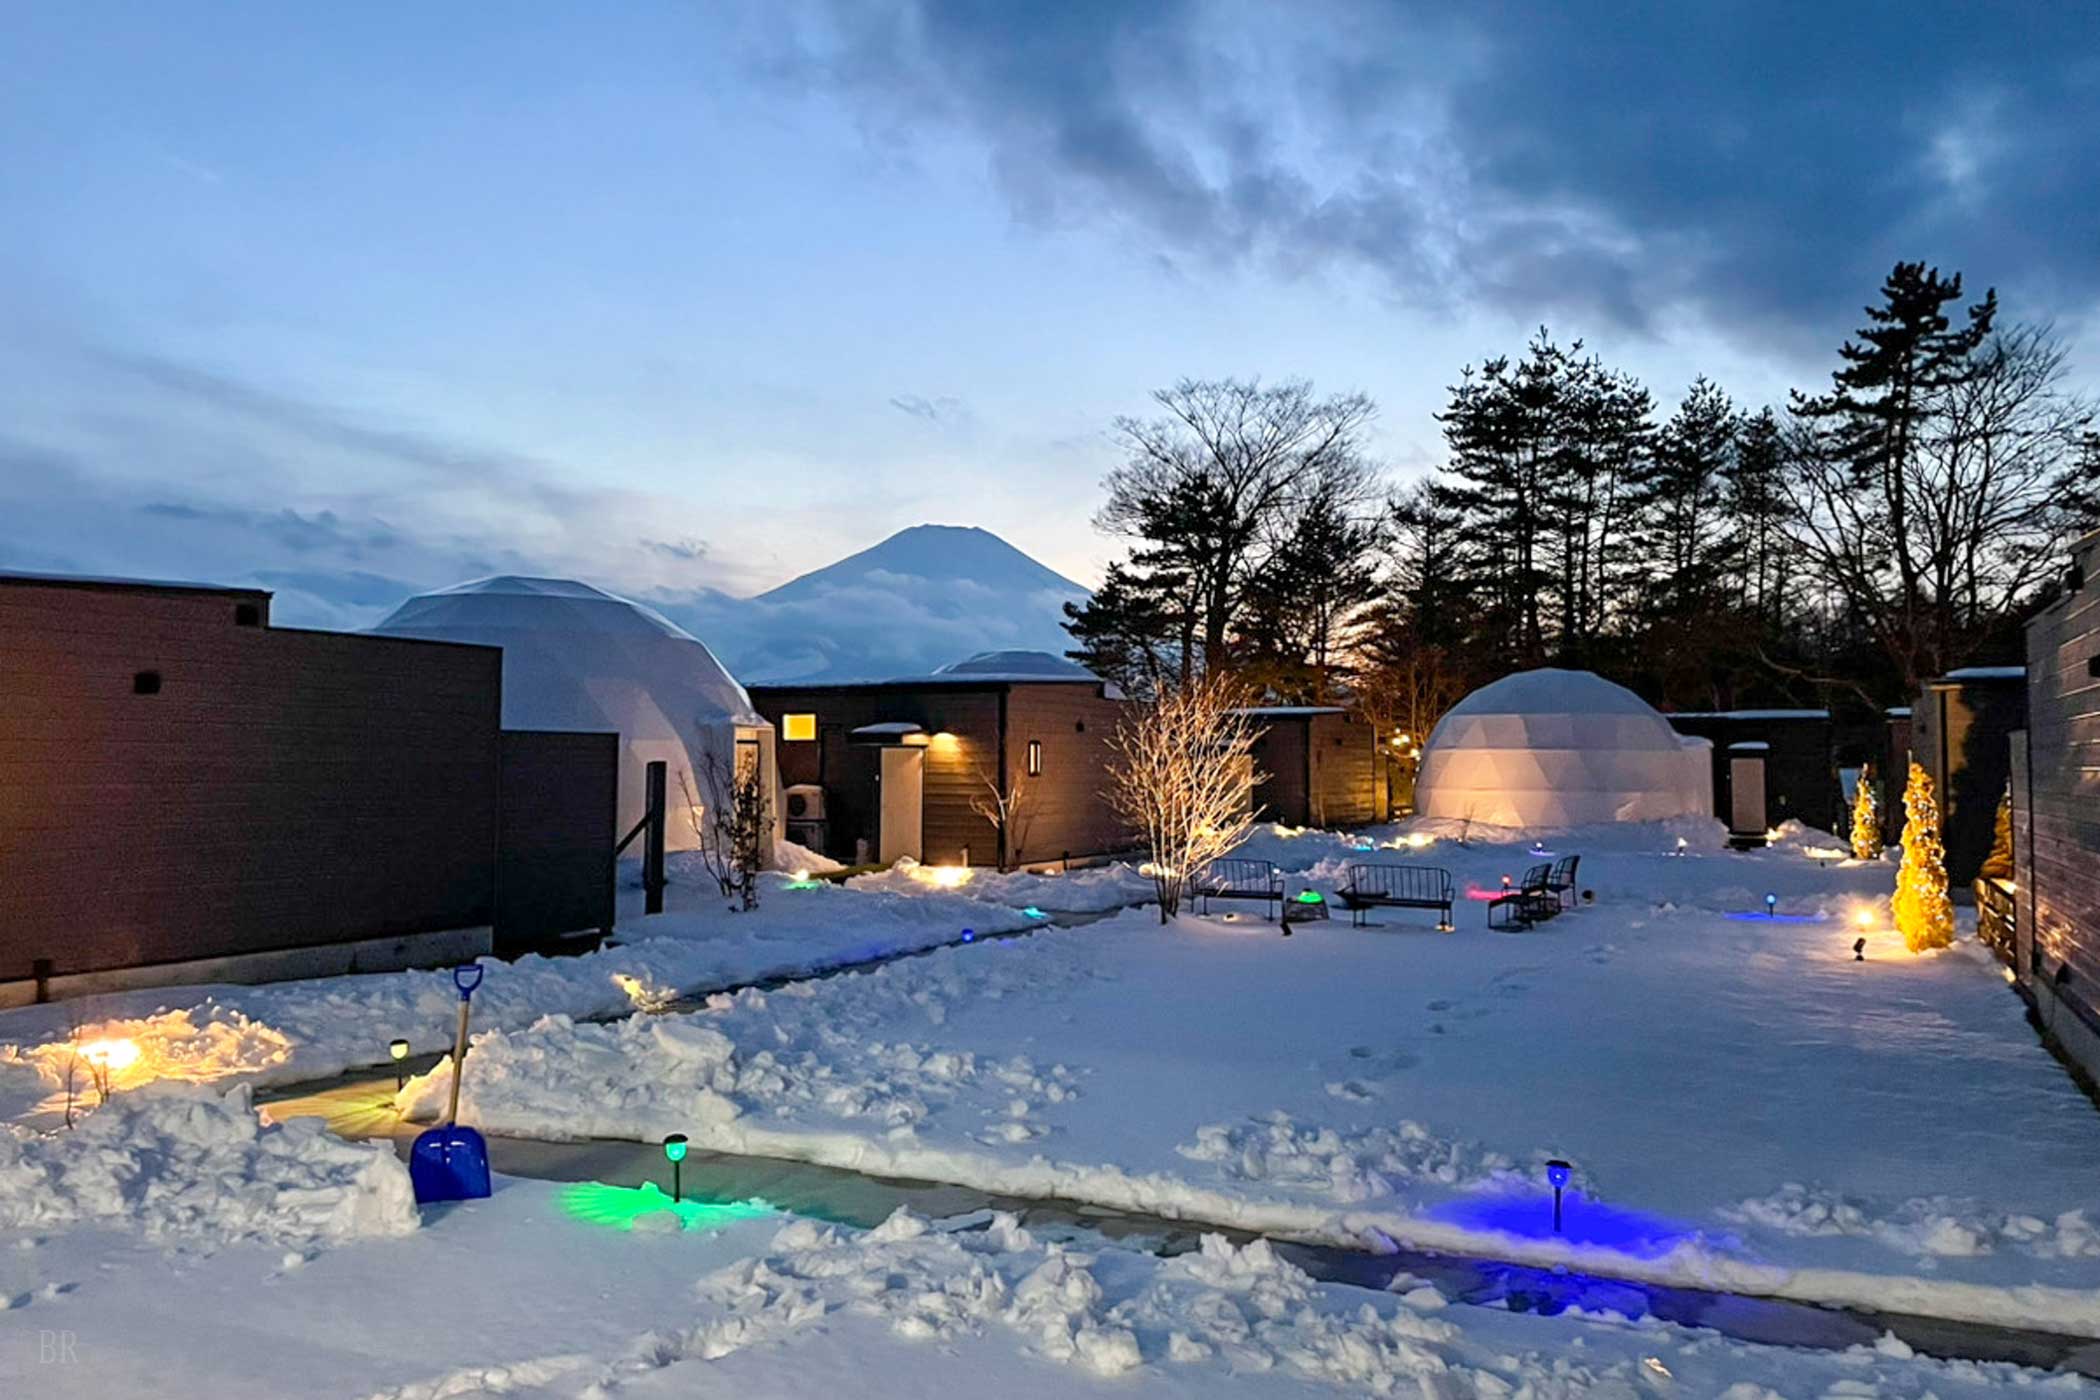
top-left (1195, 858), bottom-right (1284, 920)
top-left (1337, 863), bottom-right (1455, 931)
top-left (1487, 862), bottom-right (1558, 930)
top-left (1546, 853), bottom-right (1581, 910)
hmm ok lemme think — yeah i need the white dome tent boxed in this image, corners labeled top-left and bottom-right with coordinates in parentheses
top-left (1415, 668), bottom-right (1713, 828)
top-left (372, 576), bottom-right (780, 855)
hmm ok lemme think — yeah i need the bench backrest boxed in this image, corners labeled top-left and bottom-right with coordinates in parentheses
top-left (1347, 863), bottom-right (1453, 902)
top-left (1549, 854), bottom-right (1579, 886)
top-left (1520, 861), bottom-right (1551, 890)
top-left (1198, 857), bottom-right (1280, 892)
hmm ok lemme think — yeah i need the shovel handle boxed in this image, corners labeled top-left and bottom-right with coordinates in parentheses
top-left (445, 994), bottom-right (472, 1127)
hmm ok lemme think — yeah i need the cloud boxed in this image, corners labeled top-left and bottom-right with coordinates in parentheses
top-left (142, 502), bottom-right (401, 557)
top-left (888, 393), bottom-right (974, 427)
top-left (642, 535), bottom-right (710, 561)
top-left (761, 1), bottom-right (2100, 337)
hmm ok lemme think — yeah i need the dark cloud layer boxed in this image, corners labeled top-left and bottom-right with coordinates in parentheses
top-left (773, 0), bottom-right (2100, 337)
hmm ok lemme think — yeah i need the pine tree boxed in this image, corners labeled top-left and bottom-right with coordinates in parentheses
top-left (1892, 761), bottom-right (1954, 952)
top-left (1850, 763), bottom-right (1882, 860)
top-left (1979, 781), bottom-right (2014, 881)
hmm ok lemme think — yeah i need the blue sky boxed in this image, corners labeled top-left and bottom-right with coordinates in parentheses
top-left (3, 2), bottom-right (2095, 627)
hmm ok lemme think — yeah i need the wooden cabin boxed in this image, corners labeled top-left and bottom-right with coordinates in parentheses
top-left (1664, 709), bottom-right (1836, 838)
top-left (750, 657), bottom-right (1130, 868)
top-left (0, 572), bottom-right (616, 1004)
top-left (1240, 707), bottom-right (1387, 828)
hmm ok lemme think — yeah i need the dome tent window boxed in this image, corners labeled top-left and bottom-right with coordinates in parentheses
top-left (783, 713), bottom-right (817, 742)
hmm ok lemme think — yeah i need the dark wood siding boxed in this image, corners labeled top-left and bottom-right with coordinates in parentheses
top-left (1002, 684), bottom-right (1131, 863)
top-left (1248, 712), bottom-right (1380, 827)
top-left (2017, 534), bottom-right (2100, 1032)
top-left (496, 730), bottom-right (617, 953)
top-left (1307, 711), bottom-right (1380, 826)
top-left (0, 579), bottom-right (501, 980)
top-left (1250, 720), bottom-right (1309, 825)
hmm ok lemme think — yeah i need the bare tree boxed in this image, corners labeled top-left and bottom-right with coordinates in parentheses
top-left (1107, 671), bottom-right (1266, 922)
top-left (680, 743), bottom-right (770, 911)
top-left (1784, 322), bottom-right (2095, 688)
top-left (1097, 378), bottom-right (1376, 679)
top-left (968, 760), bottom-right (1035, 872)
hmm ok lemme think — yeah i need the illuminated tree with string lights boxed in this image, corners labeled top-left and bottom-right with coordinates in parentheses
top-left (1850, 764), bottom-right (1882, 861)
top-left (1892, 761), bottom-right (1954, 952)
top-left (1108, 671), bottom-right (1265, 922)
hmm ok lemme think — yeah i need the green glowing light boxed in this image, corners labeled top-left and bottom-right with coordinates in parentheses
top-left (783, 880), bottom-right (825, 890)
top-left (558, 1181), bottom-right (773, 1232)
top-left (1021, 906), bottom-right (1048, 919)
top-left (1295, 890), bottom-right (1325, 904)
top-left (663, 1133), bottom-right (689, 1162)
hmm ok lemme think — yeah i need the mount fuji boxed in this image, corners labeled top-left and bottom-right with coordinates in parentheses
top-left (656, 524), bottom-right (1092, 684)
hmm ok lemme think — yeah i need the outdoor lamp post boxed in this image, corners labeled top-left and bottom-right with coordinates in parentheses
top-left (389, 1038), bottom-right (410, 1090)
top-left (1674, 836), bottom-right (1687, 856)
top-left (1764, 892), bottom-right (1778, 918)
top-left (663, 1133), bottom-right (689, 1203)
top-left (1853, 937), bottom-right (1866, 961)
top-left (1545, 1159), bottom-right (1572, 1233)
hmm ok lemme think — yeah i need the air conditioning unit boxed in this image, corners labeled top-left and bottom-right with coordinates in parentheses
top-left (784, 784), bottom-right (826, 820)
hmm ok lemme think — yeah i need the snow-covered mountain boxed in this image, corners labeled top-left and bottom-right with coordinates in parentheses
top-left (656, 524), bottom-right (1091, 684)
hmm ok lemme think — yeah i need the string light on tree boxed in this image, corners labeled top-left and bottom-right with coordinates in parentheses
top-left (1850, 764), bottom-right (1882, 861)
top-left (1892, 762), bottom-right (1954, 953)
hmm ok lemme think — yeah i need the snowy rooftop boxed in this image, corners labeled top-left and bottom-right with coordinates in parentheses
top-left (1670, 708), bottom-right (1829, 720)
top-left (931, 649), bottom-right (1100, 681)
top-left (0, 567), bottom-right (267, 596)
top-left (1938, 666), bottom-right (2027, 681)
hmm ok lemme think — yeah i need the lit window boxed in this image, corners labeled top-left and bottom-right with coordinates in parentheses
top-left (1026, 739), bottom-right (1043, 777)
top-left (783, 713), bottom-right (816, 742)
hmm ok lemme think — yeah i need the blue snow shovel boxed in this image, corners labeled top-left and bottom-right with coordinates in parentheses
top-left (410, 963), bottom-right (492, 1203)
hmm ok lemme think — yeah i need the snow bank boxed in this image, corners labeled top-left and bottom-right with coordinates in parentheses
top-left (0, 1082), bottom-right (416, 1247)
top-left (847, 857), bottom-right (1155, 913)
top-left (0, 879), bottom-right (1039, 1123)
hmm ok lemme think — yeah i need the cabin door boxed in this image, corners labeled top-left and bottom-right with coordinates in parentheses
top-left (1730, 757), bottom-right (1767, 835)
top-left (878, 747), bottom-right (924, 865)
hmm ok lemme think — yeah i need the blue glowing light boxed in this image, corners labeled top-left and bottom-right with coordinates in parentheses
top-left (1545, 1160), bottom-right (1571, 1190)
top-left (1764, 892), bottom-right (1778, 915)
top-left (1726, 911), bottom-right (1820, 923)
top-left (961, 929), bottom-right (975, 942)
top-left (1428, 1190), bottom-right (1694, 1259)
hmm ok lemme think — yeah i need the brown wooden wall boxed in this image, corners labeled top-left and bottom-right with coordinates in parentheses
top-left (495, 730), bottom-right (617, 953)
top-left (1000, 684), bottom-right (1131, 864)
top-left (753, 681), bottom-right (1130, 865)
top-left (0, 578), bottom-right (502, 981)
top-left (2017, 535), bottom-right (2100, 1032)
top-left (1250, 712), bottom-right (1382, 827)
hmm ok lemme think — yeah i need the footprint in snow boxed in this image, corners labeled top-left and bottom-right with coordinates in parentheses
top-left (1425, 999), bottom-right (1453, 1011)
top-left (1326, 1080), bottom-right (1380, 1101)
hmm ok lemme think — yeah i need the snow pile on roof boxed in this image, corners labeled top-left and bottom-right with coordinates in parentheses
top-left (372, 575), bottom-right (769, 849)
top-left (1416, 669), bottom-right (1714, 827)
top-left (1940, 666), bottom-right (2027, 681)
top-left (932, 649), bottom-right (1097, 681)
top-left (0, 1083), bottom-right (416, 1247)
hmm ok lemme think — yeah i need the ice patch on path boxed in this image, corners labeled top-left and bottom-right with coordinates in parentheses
top-left (0, 1082), bottom-right (416, 1247)
top-left (1729, 1184), bottom-right (2100, 1261)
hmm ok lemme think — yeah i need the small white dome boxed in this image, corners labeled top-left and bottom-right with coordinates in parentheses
top-left (372, 576), bottom-right (769, 849)
top-left (1417, 668), bottom-right (1712, 827)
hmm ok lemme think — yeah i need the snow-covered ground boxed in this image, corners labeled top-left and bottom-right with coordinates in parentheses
top-left (396, 824), bottom-right (2100, 1334)
top-left (846, 856), bottom-right (1156, 913)
top-left (3, 1164), bottom-right (2086, 1399)
top-left (0, 858), bottom-right (1040, 1125)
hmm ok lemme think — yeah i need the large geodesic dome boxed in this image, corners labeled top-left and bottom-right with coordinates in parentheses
top-left (1415, 668), bottom-right (1713, 827)
top-left (372, 576), bottom-right (777, 852)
